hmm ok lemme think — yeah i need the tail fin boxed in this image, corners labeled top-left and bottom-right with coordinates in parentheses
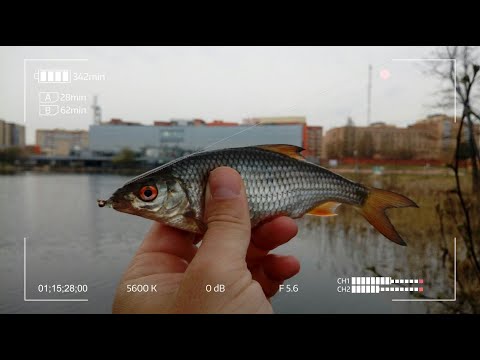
top-left (357, 187), bottom-right (418, 246)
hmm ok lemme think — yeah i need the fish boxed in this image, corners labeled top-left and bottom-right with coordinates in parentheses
top-left (97, 144), bottom-right (418, 245)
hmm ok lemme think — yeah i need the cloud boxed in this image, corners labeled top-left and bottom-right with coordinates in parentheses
top-left (0, 46), bottom-right (443, 144)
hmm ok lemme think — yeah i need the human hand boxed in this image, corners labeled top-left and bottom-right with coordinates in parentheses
top-left (112, 167), bottom-right (300, 313)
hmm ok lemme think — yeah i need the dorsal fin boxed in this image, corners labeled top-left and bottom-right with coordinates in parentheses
top-left (256, 144), bottom-right (306, 161)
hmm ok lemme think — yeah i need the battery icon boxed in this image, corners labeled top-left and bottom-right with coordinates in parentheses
top-left (34, 70), bottom-right (71, 83)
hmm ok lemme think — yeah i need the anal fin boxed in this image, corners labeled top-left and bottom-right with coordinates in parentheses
top-left (306, 201), bottom-right (341, 217)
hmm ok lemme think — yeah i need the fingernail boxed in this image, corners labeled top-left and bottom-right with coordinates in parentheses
top-left (209, 167), bottom-right (241, 199)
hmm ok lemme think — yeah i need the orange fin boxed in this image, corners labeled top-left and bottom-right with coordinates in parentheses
top-left (357, 187), bottom-right (418, 246)
top-left (307, 201), bottom-right (341, 217)
top-left (256, 144), bottom-right (306, 161)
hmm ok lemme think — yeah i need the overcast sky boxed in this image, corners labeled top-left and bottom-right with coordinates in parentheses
top-left (0, 46), bottom-right (450, 144)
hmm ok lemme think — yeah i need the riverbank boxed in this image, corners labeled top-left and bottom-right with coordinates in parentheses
top-left (0, 163), bottom-right (461, 177)
top-left (0, 164), bottom-right (18, 175)
top-left (0, 165), bottom-right (150, 176)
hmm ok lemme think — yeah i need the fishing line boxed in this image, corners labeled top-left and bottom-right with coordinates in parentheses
top-left (123, 64), bottom-right (338, 185)
top-left (121, 121), bottom-right (265, 186)
top-left (193, 121), bottom-right (264, 153)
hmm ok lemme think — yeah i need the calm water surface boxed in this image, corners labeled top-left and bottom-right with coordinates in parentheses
top-left (0, 173), bottom-right (446, 313)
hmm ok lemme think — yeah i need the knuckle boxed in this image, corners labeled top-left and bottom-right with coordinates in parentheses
top-left (206, 212), bottom-right (249, 229)
top-left (189, 259), bottom-right (217, 277)
top-left (206, 219), bottom-right (251, 239)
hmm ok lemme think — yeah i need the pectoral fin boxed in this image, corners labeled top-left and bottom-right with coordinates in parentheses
top-left (183, 210), bottom-right (207, 234)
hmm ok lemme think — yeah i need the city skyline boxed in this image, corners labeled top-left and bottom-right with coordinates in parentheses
top-left (0, 46), bottom-right (451, 144)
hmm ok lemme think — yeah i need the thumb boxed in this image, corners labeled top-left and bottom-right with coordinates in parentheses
top-left (198, 166), bottom-right (251, 261)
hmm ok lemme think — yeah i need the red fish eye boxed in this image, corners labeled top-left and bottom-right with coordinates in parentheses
top-left (139, 185), bottom-right (158, 201)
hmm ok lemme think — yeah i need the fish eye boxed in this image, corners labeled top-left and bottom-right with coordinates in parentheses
top-left (139, 185), bottom-right (158, 202)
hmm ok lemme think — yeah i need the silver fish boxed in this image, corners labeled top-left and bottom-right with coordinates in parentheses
top-left (98, 144), bottom-right (418, 245)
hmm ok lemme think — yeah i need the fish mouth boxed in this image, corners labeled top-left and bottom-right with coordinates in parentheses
top-left (97, 197), bottom-right (131, 212)
top-left (97, 198), bottom-right (112, 208)
top-left (98, 187), bottom-right (128, 209)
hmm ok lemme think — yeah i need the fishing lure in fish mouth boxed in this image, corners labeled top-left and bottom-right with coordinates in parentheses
top-left (98, 144), bottom-right (418, 245)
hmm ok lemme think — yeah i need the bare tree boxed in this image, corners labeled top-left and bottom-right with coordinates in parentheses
top-left (426, 46), bottom-right (480, 278)
top-left (426, 46), bottom-right (480, 195)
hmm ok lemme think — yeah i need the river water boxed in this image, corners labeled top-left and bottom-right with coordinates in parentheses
top-left (0, 173), bottom-right (449, 314)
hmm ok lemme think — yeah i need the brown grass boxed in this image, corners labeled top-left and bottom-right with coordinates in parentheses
top-left (336, 171), bottom-right (480, 313)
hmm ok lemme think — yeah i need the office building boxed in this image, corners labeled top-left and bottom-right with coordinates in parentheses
top-left (323, 114), bottom-right (477, 161)
top-left (89, 122), bottom-right (304, 156)
top-left (36, 129), bottom-right (89, 156)
top-left (0, 119), bottom-right (25, 147)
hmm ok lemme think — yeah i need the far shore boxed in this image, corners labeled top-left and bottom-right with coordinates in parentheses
top-left (0, 165), bottom-right (148, 176)
top-left (0, 163), bottom-right (460, 177)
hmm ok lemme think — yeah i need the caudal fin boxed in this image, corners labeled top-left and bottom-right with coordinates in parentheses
top-left (357, 187), bottom-right (418, 246)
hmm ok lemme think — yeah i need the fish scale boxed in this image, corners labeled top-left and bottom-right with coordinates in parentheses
top-left (167, 146), bottom-right (367, 226)
top-left (99, 144), bottom-right (418, 245)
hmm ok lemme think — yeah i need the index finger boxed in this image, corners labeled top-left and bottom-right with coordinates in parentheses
top-left (251, 216), bottom-right (298, 251)
top-left (137, 222), bottom-right (198, 263)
